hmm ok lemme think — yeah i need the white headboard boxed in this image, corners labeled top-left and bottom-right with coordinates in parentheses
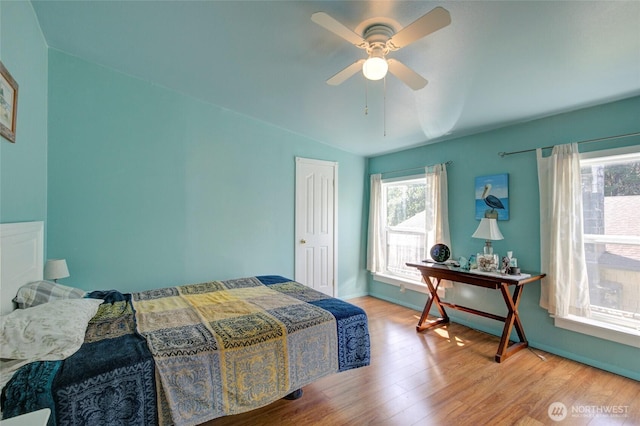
top-left (0, 221), bottom-right (44, 315)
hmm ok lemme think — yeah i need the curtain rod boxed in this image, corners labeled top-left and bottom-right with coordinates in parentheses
top-left (498, 131), bottom-right (640, 158)
top-left (376, 160), bottom-right (453, 177)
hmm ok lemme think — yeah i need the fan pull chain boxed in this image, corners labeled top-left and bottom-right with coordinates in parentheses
top-left (383, 76), bottom-right (387, 137)
top-left (364, 79), bottom-right (369, 115)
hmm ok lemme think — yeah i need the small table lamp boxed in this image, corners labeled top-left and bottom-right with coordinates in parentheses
top-left (44, 259), bottom-right (70, 282)
top-left (472, 218), bottom-right (504, 255)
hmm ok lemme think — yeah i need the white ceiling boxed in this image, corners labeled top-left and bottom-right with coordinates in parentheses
top-left (31, 1), bottom-right (640, 157)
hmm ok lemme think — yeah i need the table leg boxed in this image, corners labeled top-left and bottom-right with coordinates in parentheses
top-left (495, 284), bottom-right (528, 362)
top-left (417, 276), bottom-right (450, 332)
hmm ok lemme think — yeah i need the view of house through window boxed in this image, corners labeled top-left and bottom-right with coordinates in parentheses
top-left (382, 176), bottom-right (430, 281)
top-left (581, 149), bottom-right (640, 332)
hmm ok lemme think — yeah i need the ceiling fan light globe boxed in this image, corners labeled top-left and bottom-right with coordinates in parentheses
top-left (362, 57), bottom-right (388, 81)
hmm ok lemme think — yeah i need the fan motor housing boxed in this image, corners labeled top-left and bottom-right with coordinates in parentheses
top-left (363, 24), bottom-right (394, 55)
top-left (363, 24), bottom-right (394, 44)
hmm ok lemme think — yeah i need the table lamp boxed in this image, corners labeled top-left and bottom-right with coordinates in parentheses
top-left (472, 218), bottom-right (503, 255)
top-left (44, 259), bottom-right (70, 282)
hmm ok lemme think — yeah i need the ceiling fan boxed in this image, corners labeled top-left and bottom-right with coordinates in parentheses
top-left (312, 6), bottom-right (451, 90)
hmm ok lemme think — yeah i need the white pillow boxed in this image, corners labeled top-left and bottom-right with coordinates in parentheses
top-left (0, 298), bottom-right (103, 361)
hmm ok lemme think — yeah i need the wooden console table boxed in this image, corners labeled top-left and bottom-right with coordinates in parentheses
top-left (406, 261), bottom-right (545, 363)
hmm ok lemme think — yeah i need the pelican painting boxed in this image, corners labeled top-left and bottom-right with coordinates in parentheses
top-left (475, 174), bottom-right (509, 220)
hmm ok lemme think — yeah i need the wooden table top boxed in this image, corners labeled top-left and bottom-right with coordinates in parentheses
top-left (406, 261), bottom-right (545, 289)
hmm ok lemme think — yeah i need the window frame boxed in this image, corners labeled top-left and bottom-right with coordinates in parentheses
top-left (372, 173), bottom-right (430, 289)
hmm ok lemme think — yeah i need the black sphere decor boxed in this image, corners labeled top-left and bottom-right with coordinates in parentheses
top-left (430, 244), bottom-right (451, 263)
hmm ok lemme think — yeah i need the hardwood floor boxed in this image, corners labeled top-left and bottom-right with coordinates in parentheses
top-left (204, 296), bottom-right (639, 426)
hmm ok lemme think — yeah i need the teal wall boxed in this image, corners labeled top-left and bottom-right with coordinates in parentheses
top-left (0, 1), bottom-right (48, 224)
top-left (367, 95), bottom-right (640, 380)
top-left (47, 50), bottom-right (367, 298)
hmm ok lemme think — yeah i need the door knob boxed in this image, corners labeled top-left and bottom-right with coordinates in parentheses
top-left (300, 239), bottom-right (306, 244)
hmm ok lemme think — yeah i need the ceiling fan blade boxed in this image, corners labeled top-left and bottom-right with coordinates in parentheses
top-left (388, 6), bottom-right (451, 49)
top-left (387, 59), bottom-right (428, 90)
top-left (327, 59), bottom-right (365, 86)
top-left (312, 12), bottom-right (366, 48)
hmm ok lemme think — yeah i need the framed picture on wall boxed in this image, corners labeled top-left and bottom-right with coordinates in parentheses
top-left (475, 173), bottom-right (509, 220)
top-left (0, 61), bottom-right (19, 143)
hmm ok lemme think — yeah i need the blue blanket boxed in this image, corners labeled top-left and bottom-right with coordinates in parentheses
top-left (2, 293), bottom-right (156, 425)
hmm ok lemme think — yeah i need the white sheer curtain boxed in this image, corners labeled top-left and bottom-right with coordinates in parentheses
top-left (367, 174), bottom-right (384, 273)
top-left (537, 143), bottom-right (591, 317)
top-left (426, 163), bottom-right (452, 288)
top-left (425, 163), bottom-right (451, 253)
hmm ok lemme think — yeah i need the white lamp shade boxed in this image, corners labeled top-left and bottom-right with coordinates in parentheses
top-left (44, 259), bottom-right (70, 281)
top-left (472, 218), bottom-right (504, 241)
top-left (362, 57), bottom-right (388, 81)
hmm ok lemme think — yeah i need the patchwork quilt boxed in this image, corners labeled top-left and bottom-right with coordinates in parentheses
top-left (1, 276), bottom-right (370, 426)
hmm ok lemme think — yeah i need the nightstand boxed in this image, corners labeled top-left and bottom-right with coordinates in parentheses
top-left (0, 409), bottom-right (50, 426)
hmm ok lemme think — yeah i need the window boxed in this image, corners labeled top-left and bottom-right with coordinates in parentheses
top-left (381, 176), bottom-right (430, 281)
top-left (580, 147), bottom-right (640, 335)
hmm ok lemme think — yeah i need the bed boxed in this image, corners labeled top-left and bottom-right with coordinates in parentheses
top-left (0, 222), bottom-right (371, 425)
